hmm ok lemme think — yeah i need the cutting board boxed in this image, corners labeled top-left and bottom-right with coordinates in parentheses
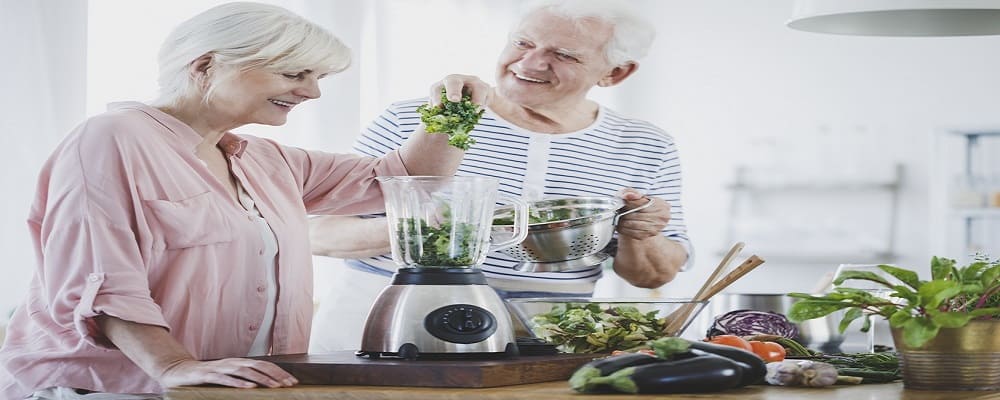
top-left (254, 351), bottom-right (598, 388)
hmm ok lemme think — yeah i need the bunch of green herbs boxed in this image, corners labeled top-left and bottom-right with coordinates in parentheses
top-left (529, 303), bottom-right (667, 353)
top-left (416, 89), bottom-right (485, 151)
top-left (397, 217), bottom-right (479, 267)
top-left (788, 255), bottom-right (1000, 348)
top-left (788, 352), bottom-right (901, 383)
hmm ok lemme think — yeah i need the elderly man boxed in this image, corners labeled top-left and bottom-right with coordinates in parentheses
top-left (308, 0), bottom-right (692, 352)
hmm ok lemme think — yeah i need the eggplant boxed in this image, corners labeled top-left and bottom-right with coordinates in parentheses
top-left (594, 353), bottom-right (744, 394)
top-left (688, 340), bottom-right (767, 386)
top-left (569, 353), bottom-right (665, 392)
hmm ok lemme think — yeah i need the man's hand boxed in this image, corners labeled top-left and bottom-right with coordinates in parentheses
top-left (615, 188), bottom-right (671, 239)
top-left (429, 74), bottom-right (493, 107)
top-left (157, 358), bottom-right (298, 389)
top-left (609, 188), bottom-right (686, 288)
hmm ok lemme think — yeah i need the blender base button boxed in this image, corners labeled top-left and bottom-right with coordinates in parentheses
top-left (424, 304), bottom-right (497, 344)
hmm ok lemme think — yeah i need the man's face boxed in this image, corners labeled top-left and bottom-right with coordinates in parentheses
top-left (495, 11), bottom-right (617, 110)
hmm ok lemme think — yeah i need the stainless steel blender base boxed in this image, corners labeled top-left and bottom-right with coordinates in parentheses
top-left (359, 272), bottom-right (518, 359)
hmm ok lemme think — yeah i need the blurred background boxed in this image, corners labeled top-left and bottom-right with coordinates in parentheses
top-left (2, 0), bottom-right (999, 333)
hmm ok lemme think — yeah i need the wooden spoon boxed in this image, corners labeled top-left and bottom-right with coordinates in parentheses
top-left (663, 253), bottom-right (767, 336)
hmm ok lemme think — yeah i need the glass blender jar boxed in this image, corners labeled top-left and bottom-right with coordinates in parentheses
top-left (359, 176), bottom-right (528, 359)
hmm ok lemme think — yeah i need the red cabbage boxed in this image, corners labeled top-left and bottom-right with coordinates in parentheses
top-left (706, 309), bottom-right (799, 339)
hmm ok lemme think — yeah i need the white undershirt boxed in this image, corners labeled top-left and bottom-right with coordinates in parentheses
top-left (236, 181), bottom-right (279, 357)
top-left (522, 134), bottom-right (552, 202)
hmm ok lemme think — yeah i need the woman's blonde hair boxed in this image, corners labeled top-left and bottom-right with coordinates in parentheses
top-left (152, 2), bottom-right (351, 106)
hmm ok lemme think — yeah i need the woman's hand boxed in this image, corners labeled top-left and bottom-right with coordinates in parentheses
top-left (429, 74), bottom-right (493, 107)
top-left (96, 315), bottom-right (298, 390)
top-left (157, 358), bottom-right (298, 389)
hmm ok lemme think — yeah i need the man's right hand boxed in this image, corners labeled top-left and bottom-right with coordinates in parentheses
top-left (429, 74), bottom-right (493, 107)
top-left (158, 358), bottom-right (298, 389)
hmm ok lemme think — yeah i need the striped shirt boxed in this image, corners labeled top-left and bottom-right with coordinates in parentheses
top-left (351, 98), bottom-right (691, 294)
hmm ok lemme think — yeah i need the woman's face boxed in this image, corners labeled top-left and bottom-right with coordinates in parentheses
top-left (208, 66), bottom-right (330, 126)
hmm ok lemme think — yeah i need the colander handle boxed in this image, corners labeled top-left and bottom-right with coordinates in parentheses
top-left (612, 197), bottom-right (655, 226)
top-left (489, 194), bottom-right (529, 253)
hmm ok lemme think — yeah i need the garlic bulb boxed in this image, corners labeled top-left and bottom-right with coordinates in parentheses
top-left (765, 360), bottom-right (838, 387)
top-left (765, 360), bottom-right (802, 386)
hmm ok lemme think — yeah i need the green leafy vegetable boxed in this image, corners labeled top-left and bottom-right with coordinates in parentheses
top-left (416, 89), bottom-right (485, 151)
top-left (787, 254), bottom-right (1000, 348)
top-left (397, 217), bottom-right (479, 266)
top-left (528, 303), bottom-right (667, 353)
top-left (492, 206), bottom-right (602, 225)
top-left (787, 352), bottom-right (901, 383)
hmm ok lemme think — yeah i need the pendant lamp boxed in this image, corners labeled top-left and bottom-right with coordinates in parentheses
top-left (787, 0), bottom-right (1000, 36)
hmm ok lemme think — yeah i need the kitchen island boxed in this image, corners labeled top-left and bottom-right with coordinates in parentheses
top-left (166, 381), bottom-right (997, 399)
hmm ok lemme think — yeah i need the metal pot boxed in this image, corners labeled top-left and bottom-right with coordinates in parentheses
top-left (892, 320), bottom-right (1000, 390)
top-left (694, 293), bottom-right (845, 352)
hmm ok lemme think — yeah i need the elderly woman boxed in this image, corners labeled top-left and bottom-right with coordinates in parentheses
top-left (0, 2), bottom-right (466, 398)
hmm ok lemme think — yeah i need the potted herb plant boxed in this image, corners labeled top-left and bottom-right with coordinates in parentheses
top-left (787, 255), bottom-right (1000, 390)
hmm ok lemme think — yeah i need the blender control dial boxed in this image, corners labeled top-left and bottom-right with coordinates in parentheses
top-left (424, 304), bottom-right (498, 344)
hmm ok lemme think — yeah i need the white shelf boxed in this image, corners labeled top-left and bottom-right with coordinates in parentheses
top-left (714, 250), bottom-right (897, 265)
top-left (727, 181), bottom-right (899, 192)
top-left (952, 208), bottom-right (1000, 218)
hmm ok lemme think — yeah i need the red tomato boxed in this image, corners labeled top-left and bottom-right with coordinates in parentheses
top-left (706, 335), bottom-right (753, 352)
top-left (749, 341), bottom-right (786, 362)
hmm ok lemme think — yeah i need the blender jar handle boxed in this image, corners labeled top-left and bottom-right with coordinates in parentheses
top-left (489, 194), bottom-right (529, 253)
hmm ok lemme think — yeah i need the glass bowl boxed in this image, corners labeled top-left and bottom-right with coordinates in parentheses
top-left (506, 297), bottom-right (709, 354)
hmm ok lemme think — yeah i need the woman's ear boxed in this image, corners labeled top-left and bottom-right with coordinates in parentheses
top-left (189, 53), bottom-right (214, 89)
top-left (598, 62), bottom-right (639, 87)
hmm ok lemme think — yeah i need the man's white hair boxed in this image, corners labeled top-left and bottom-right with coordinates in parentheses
top-left (152, 1), bottom-right (351, 107)
top-left (516, 0), bottom-right (656, 66)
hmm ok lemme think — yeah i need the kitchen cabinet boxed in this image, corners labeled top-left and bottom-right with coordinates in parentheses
top-left (946, 131), bottom-right (1000, 256)
top-left (165, 381), bottom-right (993, 399)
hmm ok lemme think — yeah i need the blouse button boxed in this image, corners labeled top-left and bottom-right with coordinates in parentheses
top-left (88, 275), bottom-right (100, 282)
top-left (249, 324), bottom-right (258, 331)
top-left (257, 286), bottom-right (266, 293)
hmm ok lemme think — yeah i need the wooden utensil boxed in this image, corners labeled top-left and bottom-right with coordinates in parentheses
top-left (660, 243), bottom-right (743, 334)
top-left (663, 254), bottom-right (766, 335)
top-left (691, 242), bottom-right (744, 301)
top-left (698, 255), bottom-right (766, 301)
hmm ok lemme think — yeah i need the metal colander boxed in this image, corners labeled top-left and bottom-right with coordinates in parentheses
top-left (491, 196), bottom-right (652, 271)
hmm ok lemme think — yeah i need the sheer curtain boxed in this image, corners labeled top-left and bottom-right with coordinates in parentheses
top-left (0, 0), bottom-right (89, 325)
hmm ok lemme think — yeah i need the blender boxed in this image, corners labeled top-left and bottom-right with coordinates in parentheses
top-left (357, 176), bottom-right (528, 359)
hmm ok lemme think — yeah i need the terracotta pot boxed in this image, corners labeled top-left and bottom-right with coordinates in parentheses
top-left (891, 320), bottom-right (1000, 390)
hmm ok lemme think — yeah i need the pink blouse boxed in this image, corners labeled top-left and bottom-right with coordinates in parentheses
top-left (0, 102), bottom-right (409, 397)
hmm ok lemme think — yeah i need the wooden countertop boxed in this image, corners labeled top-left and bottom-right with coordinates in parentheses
top-left (165, 381), bottom-right (1000, 400)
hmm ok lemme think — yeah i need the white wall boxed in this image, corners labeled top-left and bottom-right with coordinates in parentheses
top-left (603, 0), bottom-right (1000, 298)
top-left (3, 0), bottom-right (1000, 321)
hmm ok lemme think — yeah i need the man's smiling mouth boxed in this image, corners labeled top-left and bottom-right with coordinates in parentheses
top-left (513, 72), bottom-right (549, 83)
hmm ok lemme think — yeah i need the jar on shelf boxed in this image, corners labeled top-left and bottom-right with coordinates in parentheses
top-left (951, 175), bottom-right (986, 208)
